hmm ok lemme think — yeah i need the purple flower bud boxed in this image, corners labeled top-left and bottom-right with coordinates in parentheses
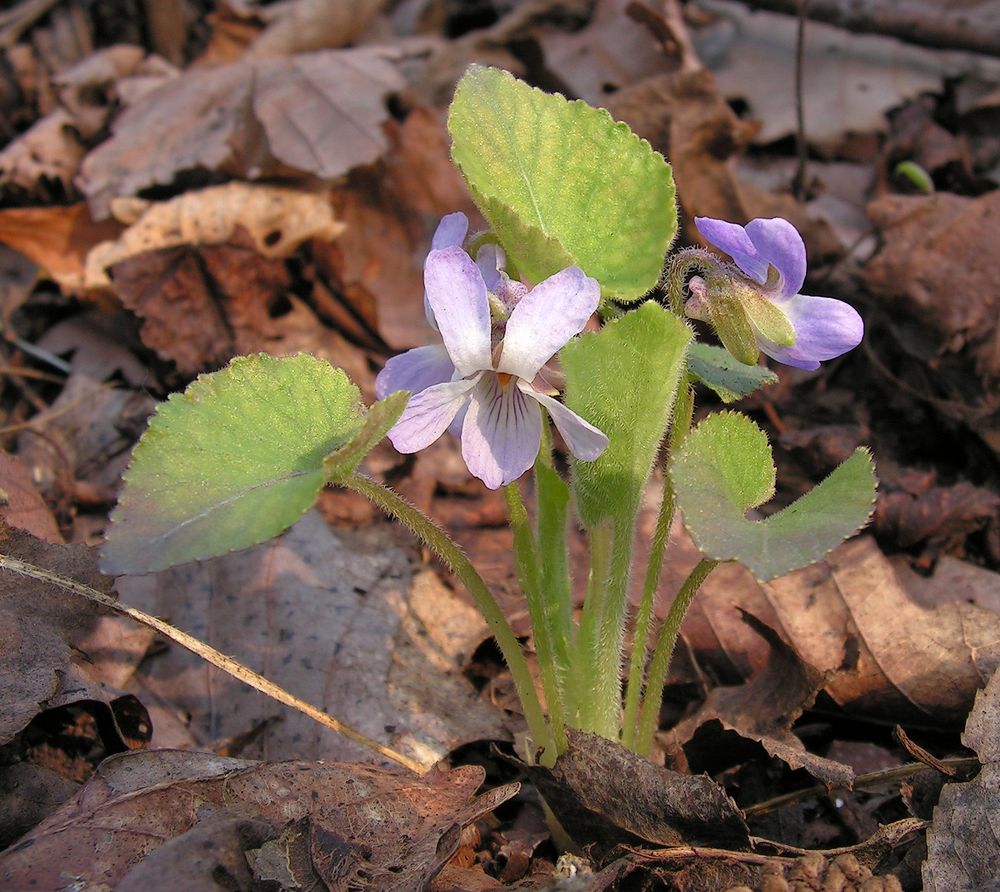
top-left (694, 216), bottom-right (864, 370)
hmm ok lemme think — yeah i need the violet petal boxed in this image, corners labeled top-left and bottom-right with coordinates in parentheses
top-left (695, 217), bottom-right (770, 285)
top-left (497, 267), bottom-right (600, 381)
top-left (461, 375), bottom-right (541, 489)
top-left (523, 384), bottom-right (608, 461)
top-left (756, 293), bottom-right (863, 370)
top-left (388, 376), bottom-right (479, 453)
top-left (475, 242), bottom-right (505, 292)
top-left (375, 344), bottom-right (455, 400)
top-left (424, 246), bottom-right (492, 377)
top-left (745, 218), bottom-right (807, 299)
top-left (431, 212), bottom-right (469, 250)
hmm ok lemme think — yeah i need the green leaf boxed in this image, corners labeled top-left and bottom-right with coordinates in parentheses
top-left (562, 302), bottom-right (692, 528)
top-left (671, 412), bottom-right (877, 581)
top-left (688, 343), bottom-right (778, 403)
top-left (448, 65), bottom-right (677, 302)
top-left (324, 390), bottom-right (408, 483)
top-left (101, 354), bottom-right (365, 575)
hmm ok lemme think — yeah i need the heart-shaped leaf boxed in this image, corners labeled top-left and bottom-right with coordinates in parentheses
top-left (671, 412), bottom-right (877, 581)
top-left (448, 65), bottom-right (677, 302)
top-left (562, 302), bottom-right (691, 528)
top-left (101, 354), bottom-right (365, 575)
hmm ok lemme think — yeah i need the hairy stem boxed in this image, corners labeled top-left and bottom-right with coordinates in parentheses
top-left (504, 482), bottom-right (567, 756)
top-left (346, 474), bottom-right (555, 761)
top-left (635, 557), bottom-right (719, 756)
top-left (622, 380), bottom-right (694, 748)
top-left (574, 520), bottom-right (612, 729)
top-left (666, 248), bottom-right (724, 316)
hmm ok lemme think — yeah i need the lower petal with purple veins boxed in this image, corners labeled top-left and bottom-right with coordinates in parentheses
top-left (375, 344), bottom-right (455, 401)
top-left (461, 375), bottom-right (541, 489)
top-left (388, 376), bottom-right (479, 453)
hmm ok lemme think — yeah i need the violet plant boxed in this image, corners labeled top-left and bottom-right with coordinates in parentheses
top-left (99, 66), bottom-right (876, 766)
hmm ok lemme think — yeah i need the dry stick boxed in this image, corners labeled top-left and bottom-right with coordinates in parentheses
top-left (792, 0), bottom-right (809, 200)
top-left (731, 0), bottom-right (1000, 57)
top-left (743, 757), bottom-right (979, 817)
top-left (0, 553), bottom-right (427, 775)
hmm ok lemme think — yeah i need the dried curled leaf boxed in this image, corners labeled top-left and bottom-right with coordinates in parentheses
top-left (85, 183), bottom-right (344, 288)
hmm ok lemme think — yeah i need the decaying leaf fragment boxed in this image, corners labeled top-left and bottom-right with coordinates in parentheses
top-left (0, 523), bottom-right (152, 750)
top-left (529, 730), bottom-right (750, 855)
top-left (0, 749), bottom-right (518, 890)
top-left (79, 47), bottom-right (405, 218)
top-left (85, 182), bottom-right (344, 288)
top-left (924, 667), bottom-right (1000, 890)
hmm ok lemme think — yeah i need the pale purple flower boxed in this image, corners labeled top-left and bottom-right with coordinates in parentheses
top-left (694, 216), bottom-right (864, 370)
top-left (382, 245), bottom-right (608, 489)
top-left (377, 213), bottom-right (516, 438)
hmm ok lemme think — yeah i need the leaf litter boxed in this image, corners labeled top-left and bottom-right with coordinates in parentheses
top-left (1, 0), bottom-right (1000, 887)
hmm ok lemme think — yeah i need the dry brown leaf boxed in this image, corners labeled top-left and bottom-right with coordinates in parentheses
top-left (115, 511), bottom-right (508, 767)
top-left (529, 729), bottom-right (750, 856)
top-left (245, 0), bottom-right (388, 58)
top-left (0, 107), bottom-right (85, 195)
top-left (0, 523), bottom-right (152, 749)
top-left (108, 228), bottom-right (290, 375)
top-left (607, 70), bottom-right (841, 258)
top-left (0, 203), bottom-right (124, 291)
top-left (85, 183), bottom-right (344, 289)
top-left (923, 667), bottom-right (1000, 890)
top-left (669, 612), bottom-right (854, 787)
top-left (538, 0), bottom-right (674, 106)
top-left (663, 531), bottom-right (1000, 728)
top-left (79, 47), bottom-right (405, 218)
top-left (319, 107), bottom-right (479, 351)
top-left (864, 190), bottom-right (1000, 378)
top-left (0, 451), bottom-right (61, 543)
top-left (52, 43), bottom-right (146, 139)
top-left (0, 749), bottom-right (518, 890)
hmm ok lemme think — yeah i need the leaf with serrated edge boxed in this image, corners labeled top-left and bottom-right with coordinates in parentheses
top-left (688, 343), bottom-right (778, 403)
top-left (671, 412), bottom-right (877, 582)
top-left (562, 303), bottom-right (691, 528)
top-left (448, 65), bottom-right (677, 301)
top-left (101, 354), bottom-right (364, 575)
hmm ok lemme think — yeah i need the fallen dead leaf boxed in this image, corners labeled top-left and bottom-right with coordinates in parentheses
top-left (923, 666), bottom-right (1000, 890)
top-left (107, 227), bottom-right (291, 375)
top-left (0, 451), bottom-right (61, 543)
top-left (79, 47), bottom-right (405, 218)
top-left (0, 522), bottom-right (152, 750)
top-left (244, 0), bottom-right (387, 58)
top-left (115, 511), bottom-right (508, 768)
top-left (538, 0), bottom-right (674, 106)
top-left (529, 729), bottom-right (750, 856)
top-left (698, 0), bottom-right (1000, 150)
top-left (51, 43), bottom-right (146, 139)
top-left (85, 182), bottom-right (344, 289)
top-left (669, 611), bottom-right (854, 787)
top-left (0, 748), bottom-right (518, 890)
top-left (606, 70), bottom-right (841, 258)
top-left (318, 106), bottom-right (480, 351)
top-left (0, 107), bottom-right (85, 196)
top-left (0, 203), bottom-right (124, 291)
top-left (666, 532), bottom-right (1000, 728)
top-left (864, 190), bottom-right (1000, 378)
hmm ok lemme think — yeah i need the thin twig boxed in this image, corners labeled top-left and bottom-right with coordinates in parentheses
top-left (0, 553), bottom-right (427, 774)
top-left (743, 757), bottom-right (979, 816)
top-left (0, 383), bottom-right (111, 435)
top-left (792, 0), bottom-right (809, 200)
